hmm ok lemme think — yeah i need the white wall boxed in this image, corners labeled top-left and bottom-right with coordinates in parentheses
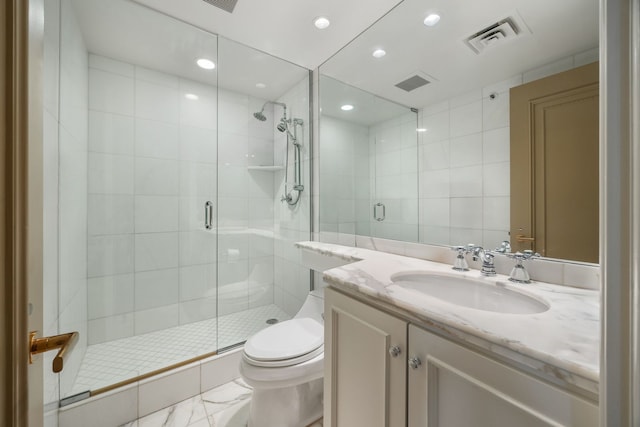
top-left (273, 76), bottom-right (313, 316)
top-left (319, 116), bottom-right (369, 237)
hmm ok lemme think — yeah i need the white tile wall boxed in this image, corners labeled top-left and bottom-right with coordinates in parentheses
top-left (89, 69), bottom-right (135, 115)
top-left (273, 77), bottom-right (312, 316)
top-left (88, 274), bottom-right (134, 319)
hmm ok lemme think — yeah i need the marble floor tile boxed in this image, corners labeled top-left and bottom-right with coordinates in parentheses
top-left (121, 378), bottom-right (323, 427)
top-left (137, 395), bottom-right (209, 427)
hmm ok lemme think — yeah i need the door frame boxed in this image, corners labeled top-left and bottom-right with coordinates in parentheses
top-left (599, 0), bottom-right (640, 425)
top-left (1, 0), bottom-right (44, 425)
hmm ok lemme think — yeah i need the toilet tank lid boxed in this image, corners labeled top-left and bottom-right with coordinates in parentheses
top-left (244, 317), bottom-right (323, 361)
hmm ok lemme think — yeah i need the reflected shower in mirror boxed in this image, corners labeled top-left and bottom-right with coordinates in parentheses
top-left (319, 76), bottom-right (419, 243)
top-left (319, 0), bottom-right (599, 263)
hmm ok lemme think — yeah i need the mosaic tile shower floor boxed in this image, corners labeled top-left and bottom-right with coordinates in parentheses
top-left (71, 305), bottom-right (290, 395)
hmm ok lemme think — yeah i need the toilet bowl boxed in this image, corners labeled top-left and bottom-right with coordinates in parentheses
top-left (239, 289), bottom-right (324, 427)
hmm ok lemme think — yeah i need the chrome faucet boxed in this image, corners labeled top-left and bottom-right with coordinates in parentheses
top-left (470, 245), bottom-right (497, 277)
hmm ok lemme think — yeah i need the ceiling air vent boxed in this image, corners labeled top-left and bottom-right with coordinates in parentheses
top-left (465, 16), bottom-right (522, 54)
top-left (395, 75), bottom-right (430, 92)
top-left (201, 0), bottom-right (238, 14)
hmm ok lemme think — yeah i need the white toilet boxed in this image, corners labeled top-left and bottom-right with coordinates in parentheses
top-left (239, 289), bottom-right (325, 427)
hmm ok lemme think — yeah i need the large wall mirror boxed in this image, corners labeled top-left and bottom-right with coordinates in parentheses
top-left (319, 0), bottom-right (599, 264)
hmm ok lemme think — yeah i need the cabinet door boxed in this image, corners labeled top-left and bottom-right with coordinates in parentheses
top-left (325, 288), bottom-right (407, 427)
top-left (407, 325), bottom-right (598, 427)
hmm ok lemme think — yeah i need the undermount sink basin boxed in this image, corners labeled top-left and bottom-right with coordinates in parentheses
top-left (390, 272), bottom-right (549, 314)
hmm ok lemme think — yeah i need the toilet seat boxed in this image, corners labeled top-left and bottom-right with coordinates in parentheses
top-left (243, 318), bottom-right (323, 368)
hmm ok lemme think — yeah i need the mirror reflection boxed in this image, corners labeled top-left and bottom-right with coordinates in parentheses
top-left (320, 77), bottom-right (418, 242)
top-left (319, 0), bottom-right (599, 263)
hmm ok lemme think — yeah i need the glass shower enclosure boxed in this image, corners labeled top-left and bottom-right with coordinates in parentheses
top-left (43, 0), bottom-right (312, 409)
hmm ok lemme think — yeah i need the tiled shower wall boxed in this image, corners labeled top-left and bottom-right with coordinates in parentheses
top-left (273, 76), bottom-right (313, 316)
top-left (418, 47), bottom-right (599, 249)
top-left (319, 116), bottom-right (369, 238)
top-left (86, 54), bottom-right (277, 345)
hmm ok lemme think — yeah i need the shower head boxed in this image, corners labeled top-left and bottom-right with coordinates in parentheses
top-left (252, 101), bottom-right (288, 123)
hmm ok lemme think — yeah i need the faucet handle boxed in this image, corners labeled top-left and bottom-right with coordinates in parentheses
top-left (506, 251), bottom-right (540, 283)
top-left (451, 246), bottom-right (471, 271)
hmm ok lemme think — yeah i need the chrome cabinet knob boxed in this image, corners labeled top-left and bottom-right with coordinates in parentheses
top-left (389, 346), bottom-right (401, 358)
top-left (408, 356), bottom-right (422, 370)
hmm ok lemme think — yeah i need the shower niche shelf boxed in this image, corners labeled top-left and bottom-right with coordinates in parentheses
top-left (247, 165), bottom-right (285, 171)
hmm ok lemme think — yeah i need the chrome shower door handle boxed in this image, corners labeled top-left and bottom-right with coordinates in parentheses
top-left (205, 201), bottom-right (214, 230)
top-left (373, 203), bottom-right (386, 222)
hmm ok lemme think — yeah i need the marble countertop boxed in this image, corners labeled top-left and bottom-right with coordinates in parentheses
top-left (296, 241), bottom-right (600, 395)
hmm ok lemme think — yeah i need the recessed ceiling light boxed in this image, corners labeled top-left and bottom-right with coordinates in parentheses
top-left (196, 58), bottom-right (216, 70)
top-left (341, 104), bottom-right (354, 111)
top-left (314, 16), bottom-right (331, 30)
top-left (372, 49), bottom-right (386, 58)
top-left (416, 128), bottom-right (428, 132)
top-left (255, 83), bottom-right (266, 89)
top-left (423, 13), bottom-right (441, 27)
top-left (185, 93), bottom-right (199, 100)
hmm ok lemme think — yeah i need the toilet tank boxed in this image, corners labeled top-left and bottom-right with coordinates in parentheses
top-left (293, 290), bottom-right (324, 323)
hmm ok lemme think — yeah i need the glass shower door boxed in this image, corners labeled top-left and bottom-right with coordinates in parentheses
top-left (215, 37), bottom-right (311, 351)
top-left (52, 0), bottom-right (220, 401)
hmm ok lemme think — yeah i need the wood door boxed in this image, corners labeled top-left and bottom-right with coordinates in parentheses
top-left (324, 288), bottom-right (407, 427)
top-left (407, 325), bottom-right (599, 427)
top-left (510, 62), bottom-right (599, 263)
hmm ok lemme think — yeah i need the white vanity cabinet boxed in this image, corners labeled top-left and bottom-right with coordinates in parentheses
top-left (324, 287), bottom-right (407, 427)
top-left (325, 288), bottom-right (599, 427)
top-left (407, 324), bottom-right (598, 427)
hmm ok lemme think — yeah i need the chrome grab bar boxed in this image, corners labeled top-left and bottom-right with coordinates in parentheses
top-left (205, 201), bottom-right (213, 230)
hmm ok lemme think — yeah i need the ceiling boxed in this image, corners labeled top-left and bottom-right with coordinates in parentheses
top-left (71, 0), bottom-right (310, 101)
top-left (320, 0), bottom-right (599, 109)
top-left (72, 0), bottom-right (598, 114)
top-left (131, 0), bottom-right (405, 70)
